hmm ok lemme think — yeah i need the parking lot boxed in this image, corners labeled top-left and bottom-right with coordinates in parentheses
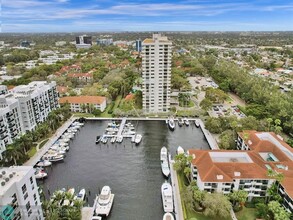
top-left (188, 76), bottom-right (246, 119)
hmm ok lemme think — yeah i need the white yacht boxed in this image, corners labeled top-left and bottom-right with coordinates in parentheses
top-left (36, 160), bottom-right (52, 167)
top-left (184, 118), bottom-right (190, 126)
top-left (116, 136), bottom-right (123, 143)
top-left (160, 147), bottom-right (168, 162)
top-left (161, 182), bottom-right (174, 213)
top-left (95, 186), bottom-right (115, 217)
top-left (42, 154), bottom-right (64, 162)
top-left (178, 118), bottom-right (184, 127)
top-left (101, 136), bottom-right (108, 144)
top-left (177, 146), bottom-right (185, 155)
top-left (161, 160), bottom-right (170, 178)
top-left (195, 119), bottom-right (200, 128)
top-left (168, 117), bottom-right (175, 131)
top-left (134, 134), bottom-right (142, 145)
top-left (34, 168), bottom-right (47, 179)
top-left (163, 212), bottom-right (175, 220)
top-left (110, 136), bottom-right (116, 143)
top-left (76, 188), bottom-right (86, 201)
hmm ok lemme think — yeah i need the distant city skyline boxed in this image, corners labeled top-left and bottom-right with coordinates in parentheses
top-left (2, 0), bottom-right (293, 32)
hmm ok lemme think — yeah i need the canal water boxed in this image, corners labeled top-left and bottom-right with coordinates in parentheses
top-left (42, 120), bottom-right (210, 220)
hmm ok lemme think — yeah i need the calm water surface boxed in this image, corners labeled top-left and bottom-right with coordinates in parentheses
top-left (43, 120), bottom-right (209, 220)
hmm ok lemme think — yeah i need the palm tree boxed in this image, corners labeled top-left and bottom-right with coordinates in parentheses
top-left (3, 144), bottom-right (22, 165)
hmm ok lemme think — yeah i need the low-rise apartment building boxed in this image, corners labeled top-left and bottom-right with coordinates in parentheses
top-left (59, 96), bottom-right (106, 112)
top-left (189, 130), bottom-right (293, 213)
top-left (0, 166), bottom-right (44, 220)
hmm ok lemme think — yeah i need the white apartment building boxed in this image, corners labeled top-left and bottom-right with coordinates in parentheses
top-left (141, 33), bottom-right (172, 113)
top-left (11, 81), bottom-right (59, 131)
top-left (0, 166), bottom-right (44, 220)
top-left (0, 94), bottom-right (25, 159)
top-left (188, 150), bottom-right (274, 201)
top-left (188, 130), bottom-right (293, 213)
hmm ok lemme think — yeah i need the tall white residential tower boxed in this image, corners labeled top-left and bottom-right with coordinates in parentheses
top-left (142, 33), bottom-right (172, 113)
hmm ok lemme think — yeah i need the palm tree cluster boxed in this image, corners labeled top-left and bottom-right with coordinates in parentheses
top-left (42, 191), bottom-right (83, 220)
top-left (1, 106), bottom-right (72, 166)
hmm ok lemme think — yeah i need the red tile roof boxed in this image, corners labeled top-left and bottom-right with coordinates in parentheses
top-left (59, 96), bottom-right (106, 104)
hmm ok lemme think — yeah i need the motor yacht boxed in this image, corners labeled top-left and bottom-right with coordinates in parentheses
top-left (161, 160), bottom-right (170, 178)
top-left (161, 182), bottom-right (174, 213)
top-left (163, 212), bottom-right (175, 220)
top-left (195, 119), bottom-right (200, 128)
top-left (184, 118), bottom-right (190, 126)
top-left (134, 134), bottom-right (142, 145)
top-left (111, 136), bottom-right (116, 143)
top-left (76, 188), bottom-right (86, 201)
top-left (177, 146), bottom-right (185, 155)
top-left (178, 118), bottom-right (184, 127)
top-left (36, 160), bottom-right (52, 167)
top-left (168, 117), bottom-right (175, 131)
top-left (116, 136), bottom-right (123, 143)
top-left (160, 147), bottom-right (168, 162)
top-left (34, 168), bottom-right (47, 179)
top-left (95, 186), bottom-right (115, 217)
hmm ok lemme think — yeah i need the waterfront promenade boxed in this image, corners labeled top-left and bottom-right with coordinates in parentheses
top-left (24, 117), bottom-right (77, 166)
top-left (170, 156), bottom-right (184, 220)
top-left (198, 119), bottom-right (219, 150)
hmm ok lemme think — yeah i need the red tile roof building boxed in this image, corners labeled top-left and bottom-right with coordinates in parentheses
top-left (59, 96), bottom-right (106, 112)
top-left (188, 130), bottom-right (293, 213)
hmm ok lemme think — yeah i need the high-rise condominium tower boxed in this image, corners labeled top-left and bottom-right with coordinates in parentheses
top-left (141, 34), bottom-right (172, 113)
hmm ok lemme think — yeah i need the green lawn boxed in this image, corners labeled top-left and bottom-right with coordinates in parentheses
top-left (177, 172), bottom-right (231, 220)
top-left (235, 207), bottom-right (257, 220)
top-left (27, 147), bottom-right (37, 158)
top-left (101, 95), bottom-right (122, 117)
top-left (73, 112), bottom-right (95, 117)
top-left (39, 139), bottom-right (49, 149)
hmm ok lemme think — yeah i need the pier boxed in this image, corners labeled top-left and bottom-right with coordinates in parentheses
top-left (117, 117), bottom-right (127, 137)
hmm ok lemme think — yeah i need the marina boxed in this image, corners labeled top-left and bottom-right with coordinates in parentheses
top-left (41, 119), bottom-right (210, 220)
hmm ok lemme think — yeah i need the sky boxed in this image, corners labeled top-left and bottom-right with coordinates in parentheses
top-left (2, 0), bottom-right (293, 32)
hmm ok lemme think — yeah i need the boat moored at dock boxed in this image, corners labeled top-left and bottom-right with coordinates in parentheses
top-left (160, 147), bottom-right (168, 162)
top-left (34, 168), bottom-right (48, 179)
top-left (95, 186), bottom-right (115, 217)
top-left (36, 160), bottom-right (52, 167)
top-left (177, 146), bottom-right (185, 155)
top-left (134, 134), bottom-right (142, 145)
top-left (163, 212), bottom-right (175, 220)
top-left (195, 119), bottom-right (200, 128)
top-left (167, 117), bottom-right (175, 131)
top-left (184, 118), bottom-right (190, 126)
top-left (161, 160), bottom-right (170, 178)
top-left (178, 118), bottom-right (184, 127)
top-left (76, 188), bottom-right (86, 201)
top-left (161, 182), bottom-right (174, 213)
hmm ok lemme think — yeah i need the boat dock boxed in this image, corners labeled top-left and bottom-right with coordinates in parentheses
top-left (24, 116), bottom-right (77, 166)
top-left (117, 117), bottom-right (127, 137)
top-left (100, 117), bottom-right (138, 141)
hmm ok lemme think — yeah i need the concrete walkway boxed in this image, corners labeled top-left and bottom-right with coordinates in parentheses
top-left (24, 116), bottom-right (77, 166)
top-left (170, 157), bottom-right (184, 220)
top-left (198, 119), bottom-right (219, 150)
